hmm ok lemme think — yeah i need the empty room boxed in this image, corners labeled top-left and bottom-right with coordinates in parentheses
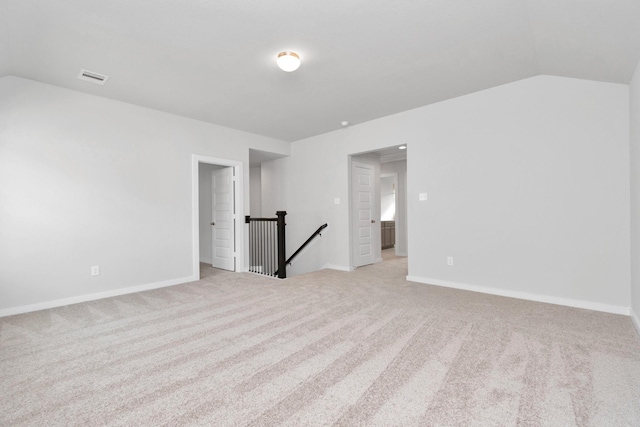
top-left (1, 1), bottom-right (640, 425)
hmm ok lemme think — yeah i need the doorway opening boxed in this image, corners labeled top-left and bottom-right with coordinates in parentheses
top-left (381, 172), bottom-right (398, 260)
top-left (192, 155), bottom-right (243, 280)
top-left (349, 145), bottom-right (407, 270)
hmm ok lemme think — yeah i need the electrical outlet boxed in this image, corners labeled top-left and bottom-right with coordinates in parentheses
top-left (419, 192), bottom-right (428, 201)
top-left (447, 257), bottom-right (453, 266)
top-left (91, 265), bottom-right (100, 276)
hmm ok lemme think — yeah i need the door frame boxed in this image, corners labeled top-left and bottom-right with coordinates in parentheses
top-left (192, 154), bottom-right (244, 279)
top-left (349, 146), bottom-right (408, 268)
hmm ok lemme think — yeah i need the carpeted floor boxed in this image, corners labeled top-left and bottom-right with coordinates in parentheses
top-left (1, 251), bottom-right (640, 426)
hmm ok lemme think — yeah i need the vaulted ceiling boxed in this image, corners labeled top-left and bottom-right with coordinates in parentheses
top-left (1, 0), bottom-right (639, 142)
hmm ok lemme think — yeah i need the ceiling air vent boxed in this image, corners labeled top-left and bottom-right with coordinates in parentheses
top-left (77, 69), bottom-right (109, 85)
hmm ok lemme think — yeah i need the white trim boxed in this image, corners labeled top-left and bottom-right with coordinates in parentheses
top-left (406, 275), bottom-right (631, 316)
top-left (199, 257), bottom-right (213, 264)
top-left (323, 264), bottom-right (354, 272)
top-left (631, 309), bottom-right (640, 337)
top-left (0, 275), bottom-right (197, 318)
top-left (192, 155), bottom-right (244, 279)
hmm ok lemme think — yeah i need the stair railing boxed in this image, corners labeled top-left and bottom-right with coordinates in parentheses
top-left (275, 223), bottom-right (328, 276)
top-left (245, 211), bottom-right (287, 278)
top-left (246, 212), bottom-right (327, 279)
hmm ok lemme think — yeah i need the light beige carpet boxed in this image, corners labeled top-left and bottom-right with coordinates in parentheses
top-left (1, 253), bottom-right (640, 426)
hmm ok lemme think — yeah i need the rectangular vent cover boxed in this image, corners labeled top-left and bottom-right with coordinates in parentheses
top-left (77, 69), bottom-right (109, 85)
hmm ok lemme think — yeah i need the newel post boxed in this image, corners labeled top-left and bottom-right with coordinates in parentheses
top-left (276, 211), bottom-right (287, 279)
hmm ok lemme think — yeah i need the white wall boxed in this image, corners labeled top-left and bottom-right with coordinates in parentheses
top-left (0, 76), bottom-right (289, 313)
top-left (381, 160), bottom-right (408, 256)
top-left (265, 75), bottom-right (630, 312)
top-left (0, 8), bottom-right (9, 77)
top-left (262, 130), bottom-right (345, 274)
top-left (249, 165), bottom-right (262, 218)
top-left (3, 75), bottom-right (630, 315)
top-left (408, 77), bottom-right (630, 311)
top-left (630, 59), bottom-right (640, 327)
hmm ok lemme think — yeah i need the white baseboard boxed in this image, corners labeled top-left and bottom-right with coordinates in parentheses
top-left (0, 275), bottom-right (198, 318)
top-left (395, 251), bottom-right (408, 257)
top-left (406, 275), bottom-right (630, 316)
top-left (631, 309), bottom-right (640, 337)
top-left (323, 264), bottom-right (354, 272)
top-left (199, 257), bottom-right (212, 264)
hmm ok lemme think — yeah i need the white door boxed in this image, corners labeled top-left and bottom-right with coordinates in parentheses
top-left (352, 162), bottom-right (375, 267)
top-left (211, 167), bottom-right (235, 271)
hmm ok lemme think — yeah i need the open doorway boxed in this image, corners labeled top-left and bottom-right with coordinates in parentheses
top-left (349, 145), bottom-right (407, 269)
top-left (381, 173), bottom-right (398, 258)
top-left (199, 163), bottom-right (235, 271)
top-left (380, 148), bottom-right (408, 258)
top-left (192, 155), bottom-right (243, 280)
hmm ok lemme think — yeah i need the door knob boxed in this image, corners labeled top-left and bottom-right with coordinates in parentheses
top-left (371, 219), bottom-right (375, 223)
top-left (211, 222), bottom-right (215, 226)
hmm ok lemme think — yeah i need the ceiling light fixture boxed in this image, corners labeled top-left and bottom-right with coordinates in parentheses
top-left (276, 51), bottom-right (301, 72)
top-left (341, 121), bottom-right (350, 127)
top-left (398, 145), bottom-right (407, 150)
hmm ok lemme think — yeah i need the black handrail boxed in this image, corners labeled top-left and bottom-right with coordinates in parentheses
top-left (275, 223), bottom-right (328, 276)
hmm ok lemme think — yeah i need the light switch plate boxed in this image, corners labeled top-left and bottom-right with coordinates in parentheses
top-left (334, 198), bottom-right (340, 205)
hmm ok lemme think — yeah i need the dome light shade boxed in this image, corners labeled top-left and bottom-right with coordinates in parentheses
top-left (277, 52), bottom-right (301, 72)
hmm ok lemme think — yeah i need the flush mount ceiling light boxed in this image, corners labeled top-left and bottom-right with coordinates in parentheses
top-left (398, 145), bottom-right (407, 150)
top-left (276, 51), bottom-right (301, 72)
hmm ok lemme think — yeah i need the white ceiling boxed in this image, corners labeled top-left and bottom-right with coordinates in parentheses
top-left (1, 0), bottom-right (639, 142)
